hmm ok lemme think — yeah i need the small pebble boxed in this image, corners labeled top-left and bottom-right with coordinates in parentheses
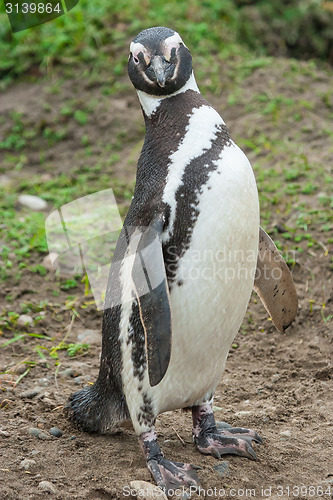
top-left (280, 430), bottom-right (291, 438)
top-left (42, 252), bottom-right (58, 271)
top-left (20, 387), bottom-right (44, 399)
top-left (28, 427), bottom-right (49, 440)
top-left (235, 410), bottom-right (252, 417)
top-left (130, 480), bottom-right (167, 499)
top-left (41, 173), bottom-right (52, 182)
top-left (271, 373), bottom-right (280, 383)
top-left (58, 450), bottom-right (69, 457)
top-left (213, 461), bottom-right (229, 477)
top-left (20, 459), bottom-right (36, 471)
top-left (212, 405), bottom-right (223, 412)
top-left (41, 398), bottom-right (57, 409)
top-left (17, 314), bottom-right (33, 329)
top-left (58, 368), bottom-right (76, 378)
top-left (77, 328), bottom-right (101, 345)
top-left (38, 378), bottom-right (50, 387)
top-left (18, 194), bottom-right (48, 211)
top-left (15, 364), bottom-right (29, 375)
top-left (74, 375), bottom-right (91, 385)
top-left (49, 427), bottom-right (63, 438)
top-left (0, 174), bottom-right (12, 188)
top-left (38, 481), bottom-right (57, 494)
top-left (37, 358), bottom-right (48, 367)
top-left (30, 450), bottom-right (41, 456)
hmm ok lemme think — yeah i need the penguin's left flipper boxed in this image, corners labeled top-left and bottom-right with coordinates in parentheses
top-left (254, 227), bottom-right (298, 332)
top-left (132, 216), bottom-right (171, 387)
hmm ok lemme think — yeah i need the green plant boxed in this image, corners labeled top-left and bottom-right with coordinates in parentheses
top-left (66, 342), bottom-right (90, 357)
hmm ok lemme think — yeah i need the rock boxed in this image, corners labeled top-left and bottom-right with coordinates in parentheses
top-left (77, 329), bottom-right (101, 345)
top-left (41, 398), bottom-right (57, 409)
top-left (17, 314), bottom-right (33, 329)
top-left (0, 429), bottom-right (10, 437)
top-left (129, 481), bottom-right (168, 500)
top-left (58, 368), bottom-right (76, 378)
top-left (294, 386), bottom-right (307, 402)
top-left (49, 427), bottom-right (63, 438)
top-left (235, 410), bottom-right (252, 417)
top-left (213, 461), bottom-right (229, 477)
top-left (37, 358), bottom-right (48, 367)
top-left (20, 459), bottom-right (36, 471)
top-left (20, 387), bottom-right (44, 399)
top-left (18, 194), bottom-right (48, 211)
top-left (74, 375), bottom-right (91, 385)
top-left (212, 405), bottom-right (223, 412)
top-left (38, 481), bottom-right (57, 494)
top-left (40, 174), bottom-right (52, 182)
top-left (271, 373), bottom-right (280, 383)
top-left (280, 430), bottom-right (291, 438)
top-left (15, 364), bottom-right (28, 375)
top-left (30, 450), bottom-right (41, 456)
top-left (38, 378), bottom-right (50, 387)
top-left (28, 427), bottom-right (50, 440)
top-left (42, 253), bottom-right (59, 271)
top-left (0, 174), bottom-right (12, 188)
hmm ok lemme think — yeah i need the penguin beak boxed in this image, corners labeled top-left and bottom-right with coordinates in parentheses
top-left (150, 56), bottom-right (167, 87)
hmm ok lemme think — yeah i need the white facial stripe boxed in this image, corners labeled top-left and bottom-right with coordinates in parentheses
top-left (130, 41), bottom-right (150, 65)
top-left (163, 32), bottom-right (186, 61)
top-left (164, 32), bottom-right (186, 49)
top-left (162, 105), bottom-right (225, 241)
top-left (136, 71), bottom-right (199, 117)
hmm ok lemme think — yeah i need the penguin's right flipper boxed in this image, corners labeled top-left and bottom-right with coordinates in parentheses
top-left (131, 216), bottom-right (171, 387)
top-left (254, 226), bottom-right (298, 332)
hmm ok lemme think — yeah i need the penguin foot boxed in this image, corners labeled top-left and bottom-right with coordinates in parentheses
top-left (192, 405), bottom-right (262, 461)
top-left (139, 429), bottom-right (201, 496)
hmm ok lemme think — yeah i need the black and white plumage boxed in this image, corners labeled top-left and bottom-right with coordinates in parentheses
top-left (67, 27), bottom-right (298, 493)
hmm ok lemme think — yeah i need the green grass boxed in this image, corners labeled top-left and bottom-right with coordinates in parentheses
top-left (1, 0), bottom-right (332, 89)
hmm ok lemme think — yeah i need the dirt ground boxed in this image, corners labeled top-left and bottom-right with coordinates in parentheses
top-left (0, 57), bottom-right (332, 500)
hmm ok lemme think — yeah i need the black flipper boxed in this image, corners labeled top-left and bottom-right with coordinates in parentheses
top-left (254, 226), bottom-right (298, 332)
top-left (131, 216), bottom-right (172, 387)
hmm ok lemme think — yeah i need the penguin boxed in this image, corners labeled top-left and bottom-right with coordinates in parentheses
top-left (66, 26), bottom-right (298, 493)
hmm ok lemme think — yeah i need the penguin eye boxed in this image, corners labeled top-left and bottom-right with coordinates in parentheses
top-left (131, 53), bottom-right (140, 65)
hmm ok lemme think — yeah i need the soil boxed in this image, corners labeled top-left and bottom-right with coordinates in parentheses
top-left (0, 58), bottom-right (332, 500)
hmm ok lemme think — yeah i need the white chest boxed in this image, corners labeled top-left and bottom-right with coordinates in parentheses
top-left (152, 141), bottom-right (259, 413)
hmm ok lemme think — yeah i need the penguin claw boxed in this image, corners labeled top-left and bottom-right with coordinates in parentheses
top-left (216, 422), bottom-right (263, 444)
top-left (210, 447), bottom-right (221, 459)
top-left (147, 457), bottom-right (201, 496)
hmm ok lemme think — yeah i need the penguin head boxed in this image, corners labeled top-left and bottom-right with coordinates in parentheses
top-left (128, 27), bottom-right (193, 96)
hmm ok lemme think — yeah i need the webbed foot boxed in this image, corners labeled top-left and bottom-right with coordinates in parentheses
top-left (139, 430), bottom-right (201, 495)
top-left (192, 405), bottom-right (262, 461)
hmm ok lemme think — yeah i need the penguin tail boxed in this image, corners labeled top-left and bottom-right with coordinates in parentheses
top-left (65, 382), bottom-right (129, 433)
